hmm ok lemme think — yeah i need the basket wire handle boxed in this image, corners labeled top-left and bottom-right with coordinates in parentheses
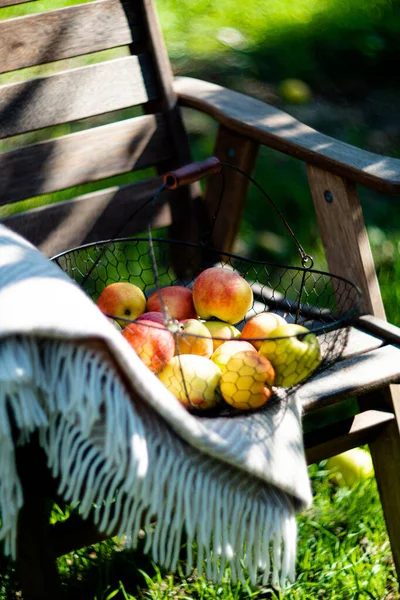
top-left (163, 158), bottom-right (314, 325)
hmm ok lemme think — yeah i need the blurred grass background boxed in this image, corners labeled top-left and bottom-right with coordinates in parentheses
top-left (1, 1), bottom-right (400, 597)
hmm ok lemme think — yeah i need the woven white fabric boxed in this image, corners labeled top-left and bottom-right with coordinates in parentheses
top-left (0, 224), bottom-right (312, 586)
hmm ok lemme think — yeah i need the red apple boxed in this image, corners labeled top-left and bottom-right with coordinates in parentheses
top-left (136, 311), bottom-right (166, 325)
top-left (241, 312), bottom-right (287, 349)
top-left (147, 286), bottom-right (197, 321)
top-left (122, 320), bottom-right (175, 373)
top-left (97, 281), bottom-right (146, 327)
top-left (193, 267), bottom-right (253, 324)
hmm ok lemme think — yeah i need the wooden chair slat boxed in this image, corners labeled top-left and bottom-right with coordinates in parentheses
top-left (300, 344), bottom-right (400, 413)
top-left (0, 114), bottom-right (171, 205)
top-left (0, 55), bottom-right (157, 138)
top-left (322, 325), bottom-right (384, 360)
top-left (174, 77), bottom-right (400, 195)
top-left (0, 0), bottom-right (138, 74)
top-left (305, 410), bottom-right (394, 464)
top-left (2, 178), bottom-right (184, 257)
top-left (0, 0), bottom-right (34, 7)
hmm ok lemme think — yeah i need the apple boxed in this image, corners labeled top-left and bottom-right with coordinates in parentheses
top-left (258, 323), bottom-right (321, 387)
top-left (136, 311), bottom-right (166, 325)
top-left (220, 350), bottom-right (275, 411)
top-left (158, 354), bottom-right (222, 410)
top-left (97, 281), bottom-right (146, 327)
top-left (279, 78), bottom-right (311, 105)
top-left (203, 320), bottom-right (241, 351)
top-left (122, 320), bottom-right (175, 373)
top-left (241, 312), bottom-right (287, 349)
top-left (175, 319), bottom-right (214, 358)
top-left (192, 267), bottom-right (253, 325)
top-left (326, 449), bottom-right (374, 488)
top-left (147, 286), bottom-right (197, 321)
top-left (211, 339), bottom-right (256, 374)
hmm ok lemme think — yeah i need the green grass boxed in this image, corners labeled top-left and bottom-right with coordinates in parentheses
top-left (2, 463), bottom-right (397, 599)
top-left (54, 469), bottom-right (400, 599)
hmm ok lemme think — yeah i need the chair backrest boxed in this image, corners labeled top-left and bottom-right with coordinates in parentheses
top-left (0, 0), bottom-right (201, 258)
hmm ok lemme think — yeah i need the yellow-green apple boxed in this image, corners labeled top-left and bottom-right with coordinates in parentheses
top-left (175, 319), bottom-right (214, 358)
top-left (122, 320), bottom-right (175, 373)
top-left (220, 350), bottom-right (275, 410)
top-left (147, 286), bottom-right (196, 321)
top-left (158, 354), bottom-right (222, 410)
top-left (241, 312), bottom-right (287, 349)
top-left (258, 323), bottom-right (321, 387)
top-left (326, 449), bottom-right (374, 488)
top-left (211, 339), bottom-right (256, 374)
top-left (97, 281), bottom-right (146, 326)
top-left (136, 311), bottom-right (166, 325)
top-left (192, 267), bottom-right (253, 324)
top-left (203, 320), bottom-right (241, 351)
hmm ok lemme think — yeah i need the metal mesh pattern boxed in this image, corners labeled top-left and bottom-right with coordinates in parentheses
top-left (53, 237), bottom-right (362, 415)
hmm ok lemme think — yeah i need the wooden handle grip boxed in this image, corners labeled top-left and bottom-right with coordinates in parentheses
top-left (163, 157), bottom-right (221, 189)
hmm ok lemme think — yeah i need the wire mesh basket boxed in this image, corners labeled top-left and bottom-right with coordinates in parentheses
top-left (52, 158), bottom-right (362, 415)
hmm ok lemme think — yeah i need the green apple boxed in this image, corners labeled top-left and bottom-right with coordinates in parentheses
top-left (326, 449), bottom-right (374, 488)
top-left (279, 78), bottom-right (311, 104)
top-left (258, 323), bottom-right (321, 387)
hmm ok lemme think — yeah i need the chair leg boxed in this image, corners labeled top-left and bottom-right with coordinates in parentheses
top-left (369, 418), bottom-right (400, 580)
top-left (16, 494), bottom-right (63, 600)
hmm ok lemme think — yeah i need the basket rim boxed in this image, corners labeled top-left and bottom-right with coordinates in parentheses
top-left (51, 236), bottom-right (363, 333)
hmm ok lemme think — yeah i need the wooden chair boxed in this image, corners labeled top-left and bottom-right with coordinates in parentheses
top-left (1, 0), bottom-right (400, 597)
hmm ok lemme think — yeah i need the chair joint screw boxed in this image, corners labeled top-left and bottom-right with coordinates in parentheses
top-left (324, 190), bottom-right (333, 203)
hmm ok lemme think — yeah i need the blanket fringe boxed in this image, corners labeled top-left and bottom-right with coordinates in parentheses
top-left (0, 336), bottom-right (298, 586)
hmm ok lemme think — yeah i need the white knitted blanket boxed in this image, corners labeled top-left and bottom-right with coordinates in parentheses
top-left (0, 224), bottom-right (312, 587)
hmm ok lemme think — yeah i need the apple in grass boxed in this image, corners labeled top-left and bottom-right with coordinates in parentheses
top-left (203, 320), bottom-right (241, 351)
top-left (158, 354), bottom-right (222, 410)
top-left (122, 320), bottom-right (175, 373)
top-left (211, 339), bottom-right (256, 374)
top-left (193, 267), bottom-right (253, 325)
top-left (241, 312), bottom-right (287, 349)
top-left (220, 350), bottom-right (275, 411)
top-left (96, 281), bottom-right (146, 327)
top-left (147, 286), bottom-right (197, 321)
top-left (258, 323), bottom-right (321, 387)
top-left (326, 449), bottom-right (374, 488)
top-left (175, 319), bottom-right (214, 358)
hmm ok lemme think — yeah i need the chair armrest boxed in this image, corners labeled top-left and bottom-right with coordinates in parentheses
top-left (174, 76), bottom-right (400, 195)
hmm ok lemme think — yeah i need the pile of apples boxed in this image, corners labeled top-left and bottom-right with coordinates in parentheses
top-left (96, 267), bottom-right (321, 412)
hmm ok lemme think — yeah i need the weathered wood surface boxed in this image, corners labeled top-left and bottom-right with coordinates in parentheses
top-left (0, 55), bottom-right (157, 138)
top-left (0, 0), bottom-right (33, 7)
top-left (204, 126), bottom-right (259, 252)
top-left (300, 344), bottom-right (400, 413)
top-left (2, 178), bottom-right (183, 257)
top-left (307, 165), bottom-right (385, 319)
top-left (305, 410), bottom-right (394, 464)
top-left (370, 419), bottom-right (400, 578)
top-left (0, 0), bottom-right (139, 74)
top-left (321, 325), bottom-right (383, 359)
top-left (0, 114), bottom-right (171, 204)
top-left (357, 314), bottom-right (400, 345)
top-left (174, 77), bottom-right (400, 194)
